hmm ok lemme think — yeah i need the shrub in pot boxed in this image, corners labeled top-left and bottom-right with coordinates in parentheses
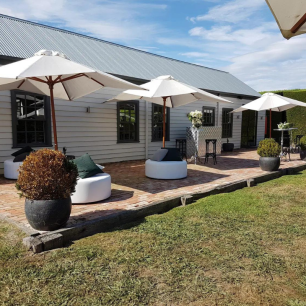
top-left (16, 149), bottom-right (78, 231)
top-left (257, 139), bottom-right (281, 172)
top-left (300, 136), bottom-right (306, 161)
top-left (222, 138), bottom-right (234, 152)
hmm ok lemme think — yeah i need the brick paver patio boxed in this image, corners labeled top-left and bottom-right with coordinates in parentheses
top-left (0, 149), bottom-right (305, 235)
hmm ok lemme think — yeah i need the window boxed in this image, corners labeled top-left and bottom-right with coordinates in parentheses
top-left (202, 106), bottom-right (215, 126)
top-left (222, 108), bottom-right (233, 138)
top-left (11, 91), bottom-right (52, 148)
top-left (152, 103), bottom-right (170, 141)
top-left (117, 101), bottom-right (139, 143)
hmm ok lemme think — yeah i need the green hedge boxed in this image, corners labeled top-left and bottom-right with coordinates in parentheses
top-left (260, 89), bottom-right (306, 140)
top-left (285, 91), bottom-right (306, 140)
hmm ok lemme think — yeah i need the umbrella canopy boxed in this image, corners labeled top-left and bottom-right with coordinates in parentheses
top-left (107, 75), bottom-right (231, 107)
top-left (232, 92), bottom-right (306, 137)
top-left (107, 75), bottom-right (232, 147)
top-left (0, 50), bottom-right (142, 150)
top-left (266, 0), bottom-right (306, 39)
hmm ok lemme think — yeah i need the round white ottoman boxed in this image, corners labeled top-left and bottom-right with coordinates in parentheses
top-left (145, 159), bottom-right (187, 180)
top-left (4, 159), bottom-right (23, 180)
top-left (71, 173), bottom-right (111, 204)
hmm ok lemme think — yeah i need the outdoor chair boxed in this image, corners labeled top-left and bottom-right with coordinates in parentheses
top-left (71, 165), bottom-right (111, 204)
top-left (4, 159), bottom-right (23, 180)
top-left (145, 148), bottom-right (187, 180)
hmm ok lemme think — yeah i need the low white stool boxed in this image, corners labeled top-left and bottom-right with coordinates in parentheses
top-left (4, 159), bottom-right (23, 180)
top-left (71, 173), bottom-right (111, 204)
top-left (145, 159), bottom-right (187, 180)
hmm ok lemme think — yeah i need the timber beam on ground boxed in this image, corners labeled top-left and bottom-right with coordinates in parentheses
top-left (22, 163), bottom-right (306, 253)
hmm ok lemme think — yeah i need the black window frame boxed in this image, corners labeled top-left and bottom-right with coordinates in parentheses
top-left (202, 106), bottom-right (215, 126)
top-left (11, 90), bottom-right (52, 148)
top-left (151, 103), bottom-right (170, 142)
top-left (222, 108), bottom-right (234, 138)
top-left (117, 100), bottom-right (139, 143)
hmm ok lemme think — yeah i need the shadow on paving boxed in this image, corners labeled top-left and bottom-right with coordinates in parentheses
top-left (72, 189), bottom-right (135, 205)
top-left (65, 207), bottom-right (128, 228)
top-left (109, 168), bottom-right (229, 194)
top-left (193, 156), bottom-right (260, 170)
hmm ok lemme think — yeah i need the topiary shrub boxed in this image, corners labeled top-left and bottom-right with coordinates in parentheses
top-left (16, 149), bottom-right (78, 200)
top-left (300, 136), bottom-right (306, 151)
top-left (257, 139), bottom-right (281, 157)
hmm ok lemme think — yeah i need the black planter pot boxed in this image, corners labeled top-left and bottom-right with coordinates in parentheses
top-left (222, 142), bottom-right (234, 152)
top-left (300, 151), bottom-right (306, 161)
top-left (259, 157), bottom-right (280, 172)
top-left (25, 197), bottom-right (72, 231)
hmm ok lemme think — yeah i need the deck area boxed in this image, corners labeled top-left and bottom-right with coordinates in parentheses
top-left (0, 149), bottom-right (305, 235)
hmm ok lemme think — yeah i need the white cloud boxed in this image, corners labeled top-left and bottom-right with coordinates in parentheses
top-left (223, 36), bottom-right (306, 91)
top-left (189, 23), bottom-right (280, 46)
top-left (182, 0), bottom-right (306, 91)
top-left (0, 0), bottom-right (168, 42)
top-left (180, 52), bottom-right (209, 58)
top-left (189, 0), bottom-right (265, 23)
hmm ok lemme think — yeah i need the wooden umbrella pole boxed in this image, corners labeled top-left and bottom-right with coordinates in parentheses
top-left (162, 97), bottom-right (166, 148)
top-left (49, 81), bottom-right (59, 151)
top-left (270, 109), bottom-right (272, 139)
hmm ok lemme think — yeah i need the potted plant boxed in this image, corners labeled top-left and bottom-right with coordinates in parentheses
top-left (300, 136), bottom-right (306, 161)
top-left (16, 149), bottom-right (78, 231)
top-left (257, 139), bottom-right (281, 172)
top-left (277, 122), bottom-right (291, 129)
top-left (187, 110), bottom-right (203, 129)
top-left (222, 138), bottom-right (234, 152)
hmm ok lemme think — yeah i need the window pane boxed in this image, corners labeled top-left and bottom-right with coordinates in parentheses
top-left (14, 92), bottom-right (48, 146)
top-left (27, 132), bottom-right (35, 144)
top-left (17, 133), bottom-right (26, 144)
top-left (16, 94), bottom-right (27, 119)
top-left (152, 104), bottom-right (169, 141)
top-left (26, 121), bottom-right (35, 131)
top-left (16, 121), bottom-right (25, 132)
top-left (36, 121), bottom-right (44, 131)
top-left (202, 107), bottom-right (215, 126)
top-left (222, 109), bottom-right (233, 138)
top-left (118, 102), bottom-right (138, 142)
top-left (36, 132), bottom-right (45, 144)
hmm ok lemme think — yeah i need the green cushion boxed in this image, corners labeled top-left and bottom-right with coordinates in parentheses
top-left (73, 153), bottom-right (103, 179)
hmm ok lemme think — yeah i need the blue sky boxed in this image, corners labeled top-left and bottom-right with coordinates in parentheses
top-left (1, 0), bottom-right (306, 91)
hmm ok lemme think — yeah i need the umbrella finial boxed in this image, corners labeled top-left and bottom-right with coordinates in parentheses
top-left (156, 75), bottom-right (175, 81)
top-left (35, 50), bottom-right (70, 60)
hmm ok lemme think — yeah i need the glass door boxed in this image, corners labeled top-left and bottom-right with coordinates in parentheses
top-left (241, 110), bottom-right (258, 147)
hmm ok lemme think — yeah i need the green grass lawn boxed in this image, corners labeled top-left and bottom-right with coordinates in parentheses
top-left (2, 173), bottom-right (306, 305)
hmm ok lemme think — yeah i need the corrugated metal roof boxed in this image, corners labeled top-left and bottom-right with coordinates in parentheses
top-left (0, 14), bottom-right (260, 97)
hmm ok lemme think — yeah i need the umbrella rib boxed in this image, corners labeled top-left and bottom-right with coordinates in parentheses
top-left (55, 73), bottom-right (85, 83)
top-left (61, 81), bottom-right (71, 101)
top-left (83, 74), bottom-right (105, 87)
top-left (28, 77), bottom-right (48, 84)
top-left (169, 96), bottom-right (174, 108)
top-left (58, 76), bottom-right (71, 101)
top-left (17, 80), bottom-right (25, 89)
top-left (291, 13), bottom-right (306, 33)
top-left (53, 75), bottom-right (62, 83)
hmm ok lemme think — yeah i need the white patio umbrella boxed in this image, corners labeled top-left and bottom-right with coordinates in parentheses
top-left (266, 0), bottom-right (306, 39)
top-left (106, 75), bottom-right (232, 147)
top-left (0, 50), bottom-right (142, 150)
top-left (232, 92), bottom-right (306, 138)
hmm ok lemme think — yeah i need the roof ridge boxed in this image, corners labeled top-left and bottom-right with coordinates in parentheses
top-left (0, 13), bottom-right (228, 74)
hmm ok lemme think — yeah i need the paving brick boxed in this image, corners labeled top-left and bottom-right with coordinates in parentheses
top-left (0, 149), bottom-right (305, 234)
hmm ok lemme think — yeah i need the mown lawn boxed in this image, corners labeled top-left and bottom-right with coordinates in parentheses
top-left (1, 172), bottom-right (306, 305)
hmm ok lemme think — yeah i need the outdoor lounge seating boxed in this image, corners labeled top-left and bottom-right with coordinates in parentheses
top-left (71, 164), bottom-right (111, 204)
top-left (4, 159), bottom-right (23, 180)
top-left (145, 159), bottom-right (187, 179)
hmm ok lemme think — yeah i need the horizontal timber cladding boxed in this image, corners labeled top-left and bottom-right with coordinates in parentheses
top-left (0, 88), bottom-right (264, 173)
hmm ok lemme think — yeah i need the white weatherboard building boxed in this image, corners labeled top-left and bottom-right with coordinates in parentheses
top-left (0, 14), bottom-right (265, 174)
